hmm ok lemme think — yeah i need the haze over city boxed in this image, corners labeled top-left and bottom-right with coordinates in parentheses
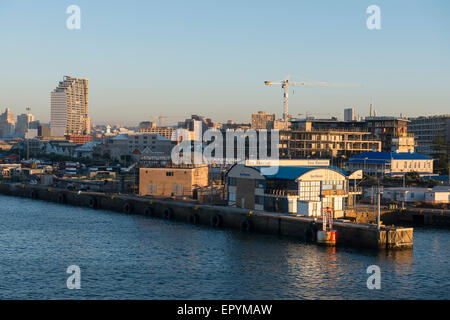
top-left (0, 0), bottom-right (449, 125)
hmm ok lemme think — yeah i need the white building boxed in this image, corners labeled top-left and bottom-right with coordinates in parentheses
top-left (346, 151), bottom-right (433, 177)
top-left (344, 108), bottom-right (356, 121)
top-left (226, 163), bottom-right (355, 218)
top-left (382, 186), bottom-right (450, 204)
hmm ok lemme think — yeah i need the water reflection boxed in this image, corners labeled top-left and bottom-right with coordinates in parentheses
top-left (0, 195), bottom-right (449, 299)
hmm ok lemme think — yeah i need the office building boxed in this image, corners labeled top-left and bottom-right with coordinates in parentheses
top-left (344, 108), bottom-right (356, 121)
top-left (0, 108), bottom-right (15, 137)
top-left (15, 113), bottom-right (35, 137)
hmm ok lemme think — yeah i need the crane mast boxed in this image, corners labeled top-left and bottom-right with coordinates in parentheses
top-left (265, 76), bottom-right (360, 127)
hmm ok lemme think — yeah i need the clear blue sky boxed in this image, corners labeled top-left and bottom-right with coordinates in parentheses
top-left (0, 0), bottom-right (449, 125)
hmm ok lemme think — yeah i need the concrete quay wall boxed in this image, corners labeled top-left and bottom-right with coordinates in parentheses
top-left (0, 183), bottom-right (413, 250)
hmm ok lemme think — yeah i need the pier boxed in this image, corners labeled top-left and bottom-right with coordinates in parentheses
top-left (0, 183), bottom-right (413, 250)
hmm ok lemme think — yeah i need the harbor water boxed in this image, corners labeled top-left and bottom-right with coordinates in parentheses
top-left (0, 195), bottom-right (449, 299)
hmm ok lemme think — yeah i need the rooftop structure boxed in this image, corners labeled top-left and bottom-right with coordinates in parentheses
top-left (346, 151), bottom-right (433, 177)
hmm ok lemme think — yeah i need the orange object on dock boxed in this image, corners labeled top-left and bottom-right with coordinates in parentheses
top-left (317, 207), bottom-right (337, 246)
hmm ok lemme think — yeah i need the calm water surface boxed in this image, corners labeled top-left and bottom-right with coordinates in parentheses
top-left (0, 195), bottom-right (449, 299)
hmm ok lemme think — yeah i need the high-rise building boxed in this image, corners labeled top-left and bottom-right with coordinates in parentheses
top-left (50, 76), bottom-right (90, 137)
top-left (0, 108), bottom-right (15, 137)
top-left (344, 108), bottom-right (356, 121)
top-left (15, 113), bottom-right (35, 137)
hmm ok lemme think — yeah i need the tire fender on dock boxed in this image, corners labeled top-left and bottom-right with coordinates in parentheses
top-left (164, 207), bottom-right (173, 220)
top-left (30, 190), bottom-right (38, 200)
top-left (57, 193), bottom-right (66, 204)
top-left (305, 222), bottom-right (317, 242)
top-left (241, 218), bottom-right (253, 233)
top-left (123, 202), bottom-right (134, 214)
top-left (89, 197), bottom-right (98, 209)
top-left (144, 206), bottom-right (154, 216)
top-left (189, 213), bottom-right (199, 224)
top-left (210, 214), bottom-right (222, 228)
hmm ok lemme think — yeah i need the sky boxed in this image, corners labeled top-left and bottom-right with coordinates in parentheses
top-left (0, 0), bottom-right (449, 126)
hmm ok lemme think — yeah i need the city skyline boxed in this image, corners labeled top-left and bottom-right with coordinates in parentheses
top-left (0, 0), bottom-right (449, 125)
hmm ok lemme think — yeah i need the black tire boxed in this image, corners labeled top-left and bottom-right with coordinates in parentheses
top-left (30, 190), bottom-right (38, 199)
top-left (305, 222), bottom-right (317, 242)
top-left (144, 206), bottom-right (154, 216)
top-left (241, 219), bottom-right (253, 233)
top-left (189, 213), bottom-right (199, 224)
top-left (57, 193), bottom-right (66, 204)
top-left (89, 197), bottom-right (97, 209)
top-left (164, 208), bottom-right (173, 220)
top-left (123, 202), bottom-right (133, 214)
top-left (210, 214), bottom-right (222, 228)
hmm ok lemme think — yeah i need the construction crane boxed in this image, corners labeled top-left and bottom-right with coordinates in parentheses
top-left (264, 76), bottom-right (361, 126)
top-left (148, 115), bottom-right (185, 127)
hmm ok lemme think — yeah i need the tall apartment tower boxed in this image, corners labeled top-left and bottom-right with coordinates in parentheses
top-left (344, 108), bottom-right (356, 121)
top-left (50, 76), bottom-right (90, 137)
top-left (16, 113), bottom-right (35, 137)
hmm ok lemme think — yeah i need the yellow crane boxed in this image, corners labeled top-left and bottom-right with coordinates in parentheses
top-left (265, 75), bottom-right (360, 126)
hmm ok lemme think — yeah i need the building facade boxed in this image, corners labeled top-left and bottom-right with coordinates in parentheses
top-left (101, 132), bottom-right (175, 163)
top-left (139, 126), bottom-right (175, 140)
top-left (365, 116), bottom-right (411, 152)
top-left (15, 113), bottom-right (34, 137)
top-left (50, 76), bottom-right (90, 137)
top-left (139, 165), bottom-right (209, 197)
top-left (0, 108), bottom-right (15, 138)
top-left (251, 111), bottom-right (276, 129)
top-left (346, 151), bottom-right (433, 177)
top-left (407, 115), bottom-right (450, 157)
top-left (226, 163), bottom-right (352, 218)
top-left (344, 108), bottom-right (356, 121)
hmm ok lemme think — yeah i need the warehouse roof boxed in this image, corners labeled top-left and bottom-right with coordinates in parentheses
top-left (254, 166), bottom-right (347, 180)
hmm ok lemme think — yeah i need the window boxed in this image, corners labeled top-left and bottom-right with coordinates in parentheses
top-left (147, 184), bottom-right (157, 195)
top-left (229, 193), bottom-right (236, 202)
top-left (229, 177), bottom-right (236, 186)
top-left (255, 195), bottom-right (264, 205)
top-left (255, 180), bottom-right (264, 189)
top-left (166, 171), bottom-right (174, 177)
top-left (172, 184), bottom-right (184, 196)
